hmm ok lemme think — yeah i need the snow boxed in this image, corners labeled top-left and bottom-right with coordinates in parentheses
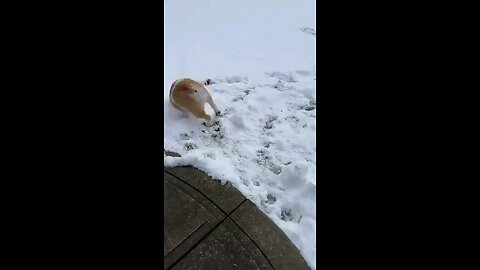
top-left (164, 1), bottom-right (316, 269)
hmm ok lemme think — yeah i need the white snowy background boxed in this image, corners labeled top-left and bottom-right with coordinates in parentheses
top-left (164, 0), bottom-right (316, 268)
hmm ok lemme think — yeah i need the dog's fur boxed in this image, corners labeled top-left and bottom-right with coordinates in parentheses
top-left (169, 78), bottom-right (221, 126)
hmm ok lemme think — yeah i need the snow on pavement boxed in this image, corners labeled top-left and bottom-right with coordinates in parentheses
top-left (164, 71), bottom-right (316, 269)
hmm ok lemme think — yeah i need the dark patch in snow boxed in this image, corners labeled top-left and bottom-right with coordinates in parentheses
top-left (263, 115), bottom-right (278, 130)
top-left (286, 115), bottom-right (300, 122)
top-left (296, 70), bottom-right (313, 76)
top-left (210, 132), bottom-right (224, 140)
top-left (206, 120), bottom-right (225, 142)
top-left (232, 96), bottom-right (244, 102)
top-left (179, 133), bottom-right (190, 140)
top-left (273, 80), bottom-right (294, 92)
top-left (300, 27), bottom-right (316, 36)
top-left (299, 99), bottom-right (316, 111)
top-left (281, 209), bottom-right (302, 223)
top-left (204, 78), bottom-right (215, 85)
top-left (281, 209), bottom-right (294, 221)
top-left (266, 194), bottom-right (277, 204)
top-left (184, 142), bottom-right (197, 151)
top-left (266, 71), bottom-right (297, 83)
top-left (255, 149), bottom-right (270, 166)
top-left (232, 87), bottom-right (254, 102)
top-left (256, 149), bottom-right (266, 157)
top-left (256, 148), bottom-right (282, 175)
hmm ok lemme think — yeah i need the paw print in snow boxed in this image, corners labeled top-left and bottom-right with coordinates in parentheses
top-left (263, 115), bottom-right (278, 130)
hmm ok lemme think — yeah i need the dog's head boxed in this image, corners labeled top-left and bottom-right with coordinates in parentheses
top-left (191, 85), bottom-right (209, 103)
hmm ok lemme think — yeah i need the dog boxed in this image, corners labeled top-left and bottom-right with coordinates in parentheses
top-left (169, 78), bottom-right (221, 126)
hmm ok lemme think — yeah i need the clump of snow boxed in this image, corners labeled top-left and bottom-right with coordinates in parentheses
top-left (164, 71), bottom-right (316, 269)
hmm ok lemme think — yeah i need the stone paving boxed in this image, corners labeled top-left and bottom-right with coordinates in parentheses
top-left (164, 151), bottom-right (310, 270)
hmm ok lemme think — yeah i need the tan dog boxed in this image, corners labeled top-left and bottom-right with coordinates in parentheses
top-left (169, 78), bottom-right (221, 126)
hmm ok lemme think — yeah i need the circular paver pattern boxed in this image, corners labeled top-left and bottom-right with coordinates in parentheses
top-left (164, 160), bottom-right (310, 270)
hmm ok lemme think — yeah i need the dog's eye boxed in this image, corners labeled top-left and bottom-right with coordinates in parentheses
top-left (194, 90), bottom-right (197, 93)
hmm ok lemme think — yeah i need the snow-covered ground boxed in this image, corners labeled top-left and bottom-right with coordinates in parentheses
top-left (164, 0), bottom-right (316, 268)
